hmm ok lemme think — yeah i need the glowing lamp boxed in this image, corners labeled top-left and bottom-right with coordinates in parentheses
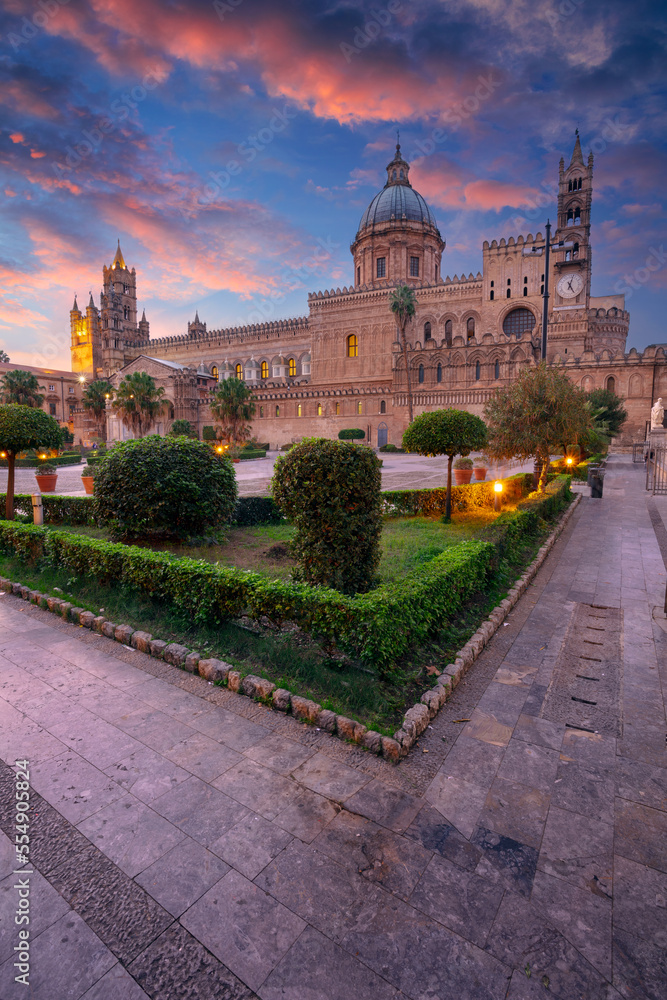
top-left (493, 481), bottom-right (503, 493)
top-left (0, 452), bottom-right (6, 458)
top-left (78, 375), bottom-right (86, 383)
top-left (566, 457), bottom-right (574, 466)
top-left (493, 479), bottom-right (503, 512)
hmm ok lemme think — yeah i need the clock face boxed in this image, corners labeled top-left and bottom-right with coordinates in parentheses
top-left (557, 272), bottom-right (584, 299)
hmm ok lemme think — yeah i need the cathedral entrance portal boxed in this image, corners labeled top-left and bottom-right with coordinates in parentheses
top-left (378, 422), bottom-right (388, 448)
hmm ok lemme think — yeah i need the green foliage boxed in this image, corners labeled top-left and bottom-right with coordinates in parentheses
top-left (93, 434), bottom-right (238, 540)
top-left (379, 443), bottom-right (405, 453)
top-left (0, 477), bottom-right (571, 676)
top-left (338, 428), bottom-right (365, 440)
top-left (485, 362), bottom-right (592, 492)
top-left (233, 496), bottom-right (284, 526)
top-left (381, 476), bottom-right (529, 517)
top-left (585, 388), bottom-right (628, 438)
top-left (81, 464), bottom-right (97, 478)
top-left (0, 404), bottom-right (63, 519)
top-left (169, 419), bottom-right (196, 438)
top-left (0, 453), bottom-right (82, 469)
top-left (1, 494), bottom-right (93, 524)
top-left (0, 370), bottom-right (44, 407)
top-left (454, 456), bottom-right (474, 469)
top-left (389, 284), bottom-right (418, 423)
top-left (202, 425), bottom-right (217, 442)
top-left (402, 408), bottom-right (488, 523)
top-left (272, 438), bottom-right (382, 595)
top-left (237, 449), bottom-right (266, 459)
top-left (81, 380), bottom-right (112, 437)
top-left (111, 371), bottom-right (166, 437)
top-left (36, 464), bottom-right (56, 475)
top-left (209, 377), bottom-right (256, 446)
top-left (0, 350), bottom-right (9, 362)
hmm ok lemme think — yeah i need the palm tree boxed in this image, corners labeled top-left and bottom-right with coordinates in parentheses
top-left (389, 284), bottom-right (417, 424)
top-left (82, 379), bottom-right (113, 441)
top-left (209, 377), bottom-right (256, 446)
top-left (111, 371), bottom-right (166, 437)
top-left (0, 369), bottom-right (44, 407)
top-left (0, 350), bottom-right (9, 362)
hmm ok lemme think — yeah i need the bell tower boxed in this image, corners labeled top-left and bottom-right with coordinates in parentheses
top-left (552, 132), bottom-right (594, 311)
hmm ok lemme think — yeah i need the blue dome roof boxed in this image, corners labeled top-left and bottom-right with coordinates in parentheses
top-left (358, 183), bottom-right (438, 232)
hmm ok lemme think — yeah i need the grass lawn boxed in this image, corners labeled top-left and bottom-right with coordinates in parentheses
top-left (48, 507), bottom-right (515, 585)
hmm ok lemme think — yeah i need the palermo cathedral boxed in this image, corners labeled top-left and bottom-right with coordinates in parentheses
top-left (68, 135), bottom-right (666, 447)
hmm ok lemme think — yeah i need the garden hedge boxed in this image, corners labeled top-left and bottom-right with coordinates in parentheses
top-left (0, 476), bottom-right (572, 673)
top-left (237, 449), bottom-right (267, 460)
top-left (0, 453), bottom-right (82, 469)
top-left (381, 474), bottom-right (530, 516)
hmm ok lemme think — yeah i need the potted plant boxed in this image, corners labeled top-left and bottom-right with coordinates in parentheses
top-left (473, 455), bottom-right (489, 481)
top-left (35, 463), bottom-right (58, 492)
top-left (81, 463), bottom-right (96, 495)
top-left (453, 456), bottom-right (474, 485)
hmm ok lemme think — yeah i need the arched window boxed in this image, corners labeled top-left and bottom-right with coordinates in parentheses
top-left (380, 399), bottom-right (386, 414)
top-left (503, 308), bottom-right (536, 339)
top-left (347, 334), bottom-right (358, 358)
top-left (297, 404), bottom-right (302, 417)
top-left (275, 405), bottom-right (280, 417)
top-left (418, 364), bottom-right (424, 384)
top-left (424, 321), bottom-right (431, 341)
top-left (260, 405), bottom-right (264, 417)
top-left (260, 360), bottom-right (269, 379)
top-left (357, 401), bottom-right (362, 415)
top-left (436, 363), bottom-right (442, 383)
top-left (399, 169), bottom-right (404, 179)
top-left (606, 376), bottom-right (616, 394)
top-left (506, 278), bottom-right (511, 299)
top-left (495, 359), bottom-right (500, 379)
top-left (356, 266), bottom-right (360, 285)
top-left (567, 208), bottom-right (573, 225)
top-left (573, 242), bottom-right (579, 259)
top-left (475, 361), bottom-right (481, 380)
top-left (335, 402), bottom-right (340, 415)
top-left (288, 357), bottom-right (296, 377)
top-left (235, 363), bottom-right (243, 379)
top-left (317, 403), bottom-right (322, 416)
top-left (445, 320), bottom-right (453, 346)
top-left (467, 317), bottom-right (475, 339)
top-left (392, 170), bottom-right (396, 180)
top-left (211, 365), bottom-right (219, 381)
top-left (578, 177), bottom-right (582, 190)
top-left (376, 257), bottom-right (386, 278)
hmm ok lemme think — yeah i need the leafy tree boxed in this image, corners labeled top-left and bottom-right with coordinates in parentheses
top-left (0, 369), bottom-right (44, 408)
top-left (0, 350), bottom-right (9, 362)
top-left (338, 428), bottom-right (365, 440)
top-left (402, 409), bottom-right (487, 522)
top-left (389, 284), bottom-right (417, 424)
top-left (585, 388), bottom-right (627, 438)
top-left (81, 379), bottom-right (112, 440)
top-left (484, 362), bottom-right (592, 493)
top-left (209, 377), bottom-right (256, 446)
top-left (0, 405), bottom-right (62, 519)
top-left (111, 371), bottom-right (166, 437)
top-left (169, 419), bottom-right (196, 438)
top-left (272, 438), bottom-right (382, 594)
top-left (93, 435), bottom-right (237, 540)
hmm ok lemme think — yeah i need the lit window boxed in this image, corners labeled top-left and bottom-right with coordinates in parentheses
top-left (335, 402), bottom-right (340, 415)
top-left (275, 405), bottom-right (280, 417)
top-left (424, 322), bottom-right (431, 340)
top-left (503, 308), bottom-right (536, 339)
top-left (475, 361), bottom-right (481, 381)
top-left (376, 257), bottom-right (386, 278)
top-left (317, 403), bottom-right (322, 416)
top-left (357, 401), bottom-right (362, 415)
top-left (288, 358), bottom-right (296, 377)
top-left (49, 403), bottom-right (56, 416)
top-left (347, 334), bottom-right (358, 358)
top-left (260, 405), bottom-right (264, 417)
top-left (211, 365), bottom-right (219, 381)
top-left (410, 257), bottom-right (420, 277)
top-left (418, 364), bottom-right (424, 384)
top-left (69, 403), bottom-right (75, 417)
top-left (380, 400), bottom-right (386, 414)
top-left (261, 361), bottom-right (269, 379)
top-left (495, 360), bottom-right (500, 379)
top-left (297, 403), bottom-right (302, 417)
top-left (235, 363), bottom-right (243, 379)
top-left (437, 363), bottom-right (442, 383)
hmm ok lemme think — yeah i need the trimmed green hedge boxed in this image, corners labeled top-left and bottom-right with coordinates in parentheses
top-left (1, 493), bottom-right (95, 525)
top-left (0, 453), bottom-right (83, 469)
top-left (381, 474), bottom-right (530, 517)
top-left (233, 497), bottom-right (283, 526)
top-left (0, 476), bottom-right (572, 673)
top-left (238, 449), bottom-right (267, 460)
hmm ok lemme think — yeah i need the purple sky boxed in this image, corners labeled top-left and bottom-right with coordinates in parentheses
top-left (1, 0), bottom-right (665, 370)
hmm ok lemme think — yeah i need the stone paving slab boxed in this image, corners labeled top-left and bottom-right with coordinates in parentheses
top-left (0, 456), bottom-right (665, 998)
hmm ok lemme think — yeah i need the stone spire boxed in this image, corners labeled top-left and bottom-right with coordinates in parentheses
top-left (569, 129), bottom-right (584, 167)
top-left (385, 136), bottom-right (411, 187)
top-left (112, 240), bottom-right (126, 269)
top-left (72, 295), bottom-right (79, 312)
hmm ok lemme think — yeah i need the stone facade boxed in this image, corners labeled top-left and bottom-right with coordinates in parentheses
top-left (67, 135), bottom-right (665, 446)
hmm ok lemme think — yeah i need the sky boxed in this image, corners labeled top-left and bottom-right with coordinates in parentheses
top-left (1, 0), bottom-right (666, 371)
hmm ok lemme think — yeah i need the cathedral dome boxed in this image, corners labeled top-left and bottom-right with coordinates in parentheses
top-left (356, 142), bottom-right (439, 236)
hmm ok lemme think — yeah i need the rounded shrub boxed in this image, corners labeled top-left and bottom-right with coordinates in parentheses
top-left (272, 437), bottom-right (382, 595)
top-left (93, 435), bottom-right (237, 540)
top-left (338, 428), bottom-right (365, 440)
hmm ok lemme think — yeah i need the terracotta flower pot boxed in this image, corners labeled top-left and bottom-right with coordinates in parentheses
top-left (81, 476), bottom-right (95, 495)
top-left (35, 474), bottom-right (58, 492)
top-left (453, 469), bottom-right (473, 485)
top-left (473, 467), bottom-right (487, 481)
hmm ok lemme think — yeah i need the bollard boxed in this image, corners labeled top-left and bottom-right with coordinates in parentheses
top-left (31, 494), bottom-right (43, 526)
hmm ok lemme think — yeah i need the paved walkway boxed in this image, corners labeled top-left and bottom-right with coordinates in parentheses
top-left (0, 457), bottom-right (665, 999)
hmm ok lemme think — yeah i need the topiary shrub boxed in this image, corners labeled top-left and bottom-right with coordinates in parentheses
top-left (272, 437), bottom-right (382, 595)
top-left (169, 419), bottom-right (196, 438)
top-left (202, 425), bottom-right (217, 442)
top-left (338, 428), bottom-right (365, 441)
top-left (93, 435), bottom-right (237, 540)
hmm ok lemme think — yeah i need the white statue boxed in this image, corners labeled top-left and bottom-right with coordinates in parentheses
top-left (651, 397), bottom-right (665, 429)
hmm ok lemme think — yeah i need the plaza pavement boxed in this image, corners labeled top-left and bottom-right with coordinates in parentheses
top-left (0, 455), bottom-right (665, 999)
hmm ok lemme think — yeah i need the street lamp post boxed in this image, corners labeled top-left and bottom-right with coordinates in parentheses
top-left (523, 222), bottom-right (575, 362)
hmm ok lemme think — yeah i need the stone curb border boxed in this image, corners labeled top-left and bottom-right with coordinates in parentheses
top-left (0, 494), bottom-right (580, 765)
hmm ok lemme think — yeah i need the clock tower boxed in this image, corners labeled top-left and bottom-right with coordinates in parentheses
top-left (553, 132), bottom-right (593, 311)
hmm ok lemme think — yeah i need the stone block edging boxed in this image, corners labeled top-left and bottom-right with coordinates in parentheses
top-left (0, 494), bottom-right (580, 764)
